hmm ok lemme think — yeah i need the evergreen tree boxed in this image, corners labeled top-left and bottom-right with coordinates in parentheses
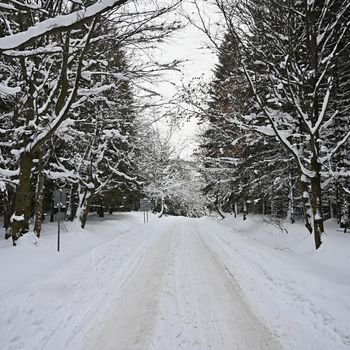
top-left (205, 0), bottom-right (350, 248)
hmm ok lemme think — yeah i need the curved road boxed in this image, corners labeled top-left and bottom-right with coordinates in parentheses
top-left (85, 218), bottom-right (281, 350)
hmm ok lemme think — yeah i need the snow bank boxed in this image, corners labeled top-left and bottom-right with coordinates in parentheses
top-left (200, 215), bottom-right (350, 350)
top-left (0, 212), bottom-right (155, 350)
top-left (1, 212), bottom-right (348, 350)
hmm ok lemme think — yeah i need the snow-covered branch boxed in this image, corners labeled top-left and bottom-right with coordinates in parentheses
top-left (0, 0), bottom-right (128, 51)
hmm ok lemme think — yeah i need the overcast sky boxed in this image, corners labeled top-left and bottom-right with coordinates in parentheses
top-left (151, 1), bottom-right (220, 159)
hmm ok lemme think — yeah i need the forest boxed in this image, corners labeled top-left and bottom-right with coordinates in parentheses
top-left (0, 0), bottom-right (349, 250)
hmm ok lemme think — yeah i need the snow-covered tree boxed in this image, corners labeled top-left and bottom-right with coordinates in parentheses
top-left (0, 0), bottom-right (181, 243)
top-left (197, 0), bottom-right (350, 248)
top-left (136, 124), bottom-right (206, 217)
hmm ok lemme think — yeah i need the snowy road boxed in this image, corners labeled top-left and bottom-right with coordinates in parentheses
top-left (84, 218), bottom-right (280, 350)
top-left (2, 214), bottom-right (349, 349)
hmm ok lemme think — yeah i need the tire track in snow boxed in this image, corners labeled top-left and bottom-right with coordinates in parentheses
top-left (0, 220), bottom-right (160, 350)
top-left (83, 217), bottom-right (281, 350)
top-left (149, 218), bottom-right (281, 350)
top-left (84, 221), bottom-right (177, 350)
top-left (202, 222), bottom-right (350, 349)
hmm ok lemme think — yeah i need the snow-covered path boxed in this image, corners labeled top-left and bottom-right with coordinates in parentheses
top-left (2, 213), bottom-right (349, 350)
top-left (84, 218), bottom-right (280, 350)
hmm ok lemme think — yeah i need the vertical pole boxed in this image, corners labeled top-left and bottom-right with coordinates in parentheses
top-left (58, 190), bottom-right (61, 252)
top-left (143, 210), bottom-right (145, 223)
top-left (146, 209), bottom-right (149, 223)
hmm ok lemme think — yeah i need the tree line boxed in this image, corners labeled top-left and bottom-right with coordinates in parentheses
top-left (0, 0), bottom-right (183, 245)
top-left (191, 0), bottom-right (350, 249)
top-left (1, 0), bottom-right (349, 250)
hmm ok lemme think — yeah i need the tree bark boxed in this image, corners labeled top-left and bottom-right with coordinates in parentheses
top-left (300, 178), bottom-right (313, 234)
top-left (311, 173), bottom-right (323, 249)
top-left (158, 197), bottom-right (165, 218)
top-left (33, 157), bottom-right (45, 237)
top-left (66, 182), bottom-right (78, 221)
top-left (50, 198), bottom-right (55, 222)
top-left (329, 199), bottom-right (334, 219)
top-left (11, 152), bottom-right (33, 244)
top-left (80, 202), bottom-right (91, 229)
top-left (243, 200), bottom-right (247, 221)
top-left (3, 188), bottom-right (12, 239)
top-left (340, 194), bottom-right (349, 233)
top-left (98, 205), bottom-right (104, 217)
top-left (76, 186), bottom-right (94, 229)
top-left (286, 166), bottom-right (295, 224)
top-left (262, 200), bottom-right (266, 216)
top-left (214, 195), bottom-right (225, 219)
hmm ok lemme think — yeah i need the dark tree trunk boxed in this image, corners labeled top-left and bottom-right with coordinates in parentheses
top-left (158, 197), bottom-right (165, 218)
top-left (66, 182), bottom-right (78, 221)
top-left (310, 159), bottom-right (324, 250)
top-left (287, 165), bottom-right (295, 224)
top-left (50, 199), bottom-right (55, 222)
top-left (77, 187), bottom-right (94, 229)
top-left (262, 200), bottom-right (266, 216)
top-left (80, 202), bottom-right (91, 229)
top-left (311, 175), bottom-right (323, 249)
top-left (300, 178), bottom-right (313, 234)
top-left (243, 200), bottom-right (247, 221)
top-left (3, 188), bottom-right (12, 239)
top-left (214, 195), bottom-right (225, 219)
top-left (33, 159), bottom-right (45, 238)
top-left (11, 152), bottom-right (33, 244)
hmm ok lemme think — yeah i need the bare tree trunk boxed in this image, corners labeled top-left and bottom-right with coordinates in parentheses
top-left (153, 198), bottom-right (158, 214)
top-left (76, 186), bottom-right (94, 229)
top-left (50, 197), bottom-right (55, 222)
top-left (300, 177), bottom-right (313, 234)
top-left (243, 200), bottom-right (247, 221)
top-left (307, 7), bottom-right (324, 249)
top-left (337, 180), bottom-right (349, 232)
top-left (66, 182), bottom-right (78, 221)
top-left (262, 200), bottom-right (266, 216)
top-left (11, 152), bottom-right (33, 245)
top-left (311, 173), bottom-right (323, 249)
top-left (270, 181), bottom-right (278, 218)
top-left (33, 159), bottom-right (45, 237)
top-left (214, 195), bottom-right (225, 219)
top-left (340, 194), bottom-right (349, 233)
top-left (310, 154), bottom-right (324, 249)
top-left (3, 188), bottom-right (12, 239)
top-left (80, 202), bottom-right (91, 229)
top-left (329, 199), bottom-right (334, 219)
top-left (98, 205), bottom-right (104, 217)
top-left (286, 166), bottom-right (295, 224)
top-left (158, 197), bottom-right (165, 218)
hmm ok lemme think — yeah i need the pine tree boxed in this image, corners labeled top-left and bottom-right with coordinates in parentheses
top-left (0, 1), bottom-right (182, 243)
top-left (209, 0), bottom-right (350, 248)
top-left (197, 30), bottom-right (293, 220)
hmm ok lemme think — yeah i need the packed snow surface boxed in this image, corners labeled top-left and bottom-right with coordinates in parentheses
top-left (0, 213), bottom-right (349, 350)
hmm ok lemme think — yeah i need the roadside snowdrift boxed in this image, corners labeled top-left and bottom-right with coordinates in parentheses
top-left (0, 213), bottom-right (349, 350)
top-left (0, 213), bottom-right (155, 350)
top-left (199, 215), bottom-right (350, 350)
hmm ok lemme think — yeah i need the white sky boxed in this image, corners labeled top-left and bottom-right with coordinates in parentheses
top-left (148, 1), bottom-right (220, 159)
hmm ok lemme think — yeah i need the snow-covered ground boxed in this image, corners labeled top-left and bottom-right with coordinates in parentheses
top-left (199, 216), bottom-right (350, 350)
top-left (0, 213), bottom-right (349, 349)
